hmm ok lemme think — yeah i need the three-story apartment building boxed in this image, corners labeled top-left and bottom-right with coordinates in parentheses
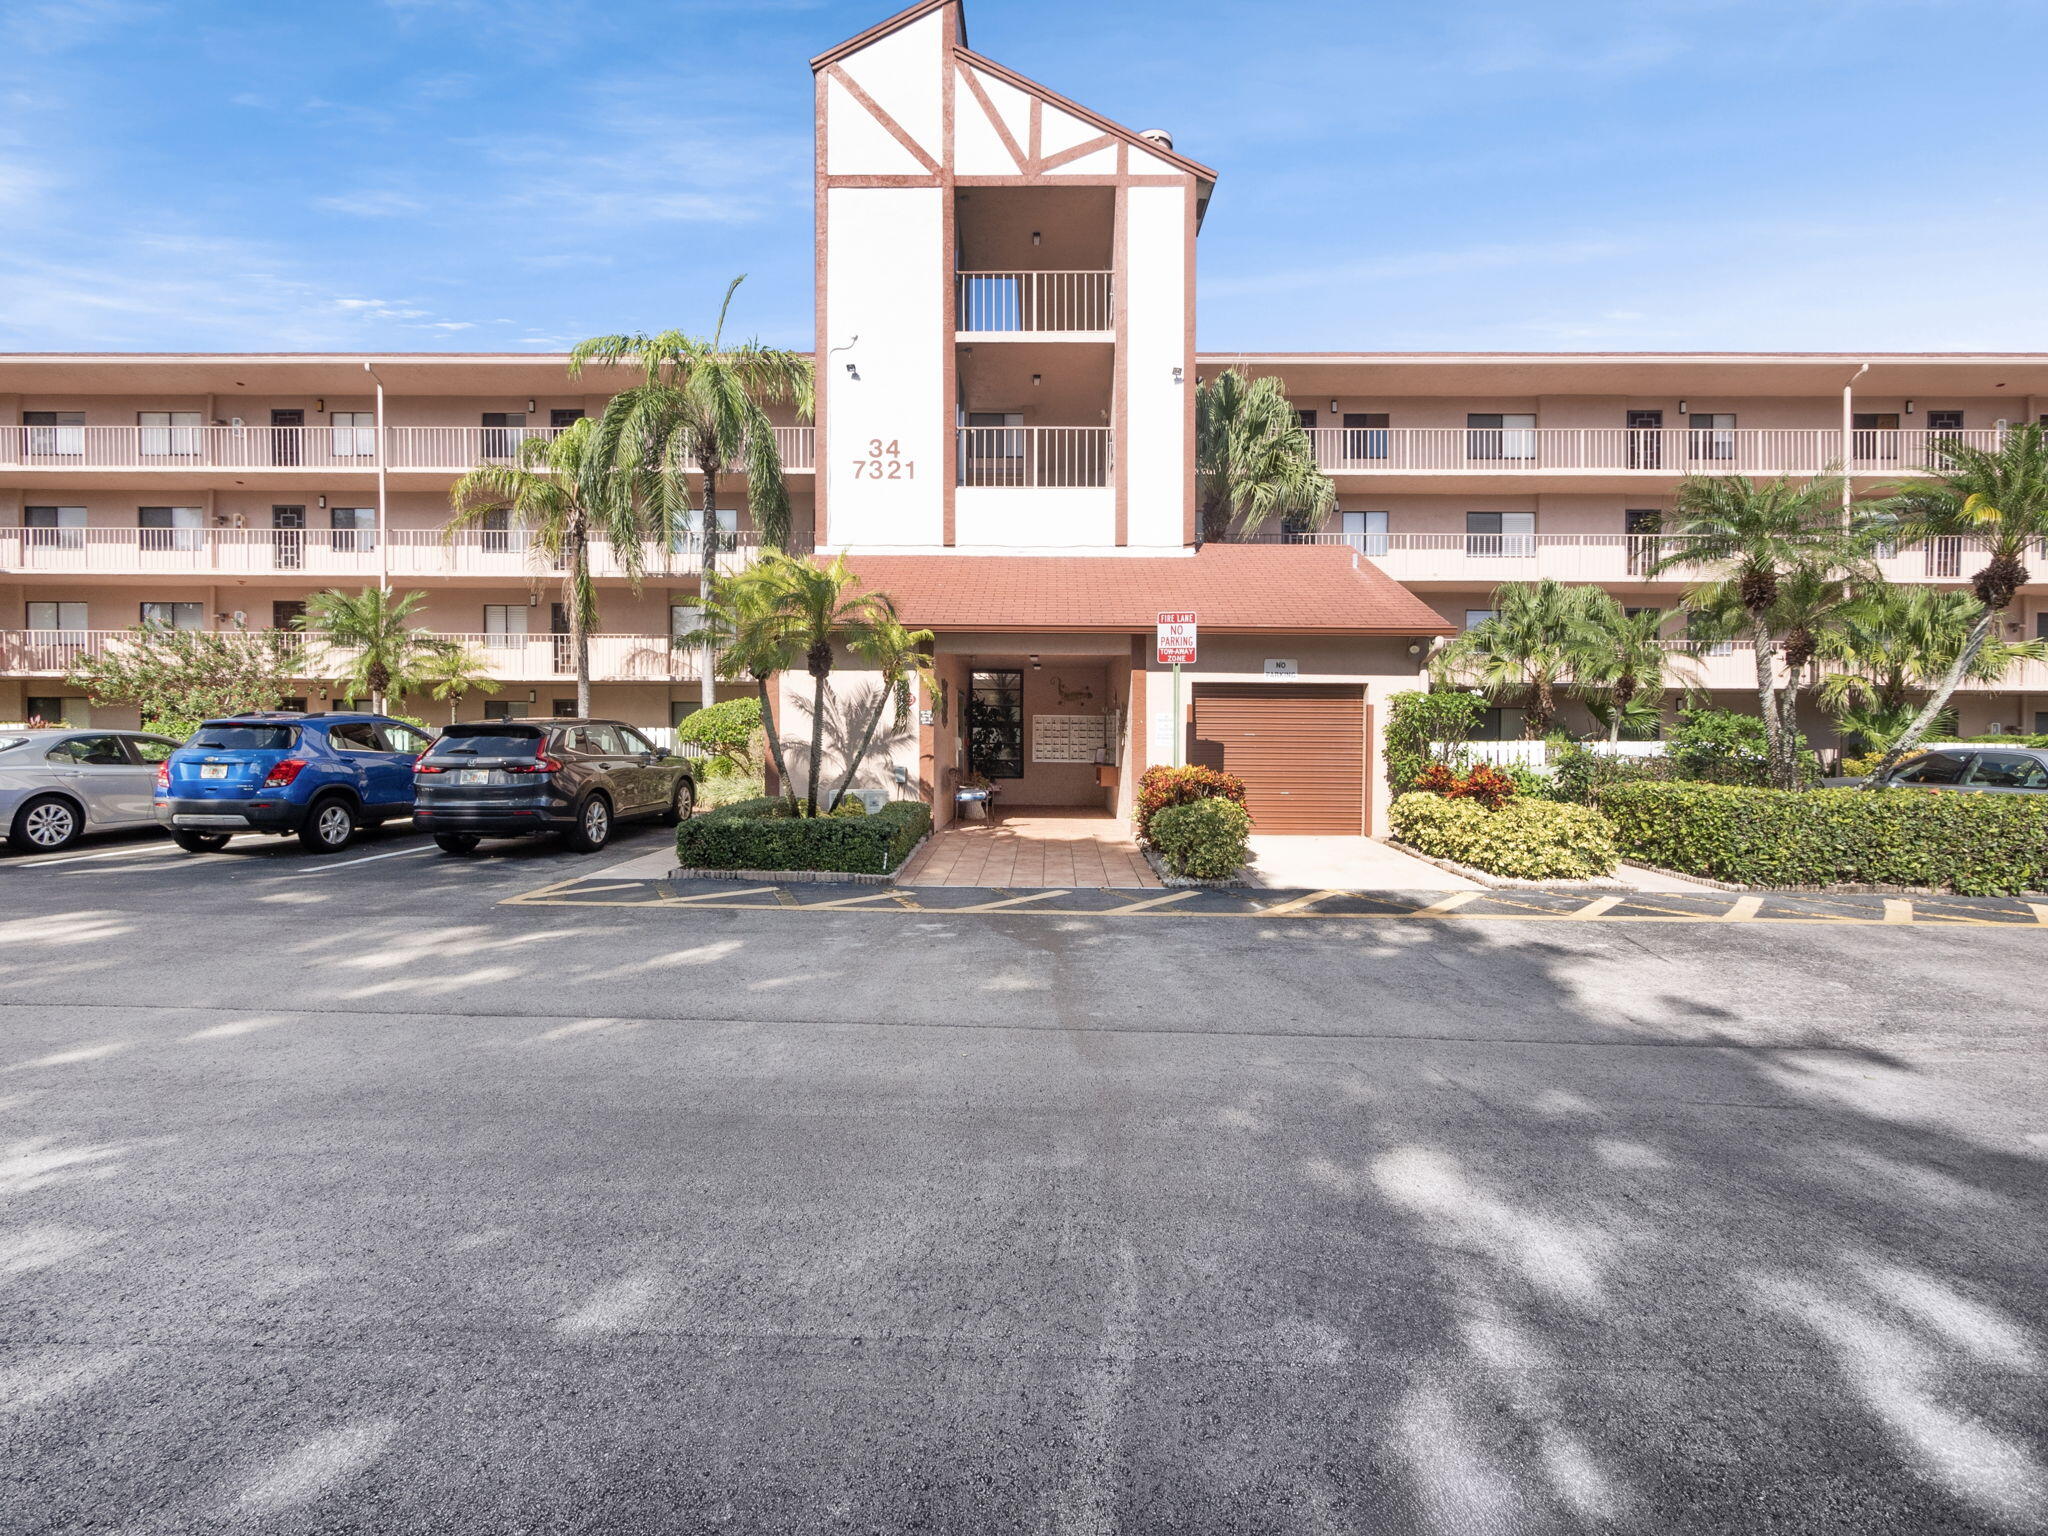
top-left (6, 0), bottom-right (2047, 836)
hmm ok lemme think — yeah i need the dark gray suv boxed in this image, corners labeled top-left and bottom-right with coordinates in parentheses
top-left (412, 718), bottom-right (696, 854)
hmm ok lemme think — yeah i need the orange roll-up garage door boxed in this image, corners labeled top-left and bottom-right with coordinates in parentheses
top-left (1190, 684), bottom-right (1369, 835)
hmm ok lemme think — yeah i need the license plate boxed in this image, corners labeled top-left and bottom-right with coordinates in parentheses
top-left (458, 769), bottom-right (494, 785)
top-left (199, 764), bottom-right (227, 779)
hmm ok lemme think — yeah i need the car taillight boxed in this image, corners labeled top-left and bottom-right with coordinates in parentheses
top-left (416, 763), bottom-right (446, 774)
top-left (262, 759), bottom-right (309, 787)
top-left (501, 757), bottom-right (562, 775)
top-left (155, 762), bottom-right (169, 791)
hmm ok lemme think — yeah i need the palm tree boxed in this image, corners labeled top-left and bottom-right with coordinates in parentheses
top-left (719, 552), bottom-right (899, 816)
top-left (296, 587), bottom-right (437, 714)
top-left (1817, 583), bottom-right (2046, 754)
top-left (1195, 369), bottom-right (1336, 544)
top-left (681, 562), bottom-right (802, 799)
top-left (1867, 422), bottom-right (2048, 772)
top-left (1577, 598), bottom-right (1701, 741)
top-left (822, 611), bottom-right (937, 813)
top-left (1428, 579), bottom-right (1609, 738)
top-left (415, 642), bottom-right (503, 723)
top-left (1649, 473), bottom-right (1874, 787)
top-left (1684, 564), bottom-right (1858, 752)
top-left (570, 276), bottom-right (815, 710)
top-left (446, 414), bottom-right (656, 718)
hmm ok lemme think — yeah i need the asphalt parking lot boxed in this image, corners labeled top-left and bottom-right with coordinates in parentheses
top-left (4, 824), bottom-right (2047, 1533)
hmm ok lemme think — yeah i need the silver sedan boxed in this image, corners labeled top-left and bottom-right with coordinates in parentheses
top-left (0, 728), bottom-right (184, 853)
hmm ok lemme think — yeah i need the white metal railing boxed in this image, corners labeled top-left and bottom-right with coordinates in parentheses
top-left (1254, 531), bottom-right (2043, 586)
top-left (955, 271), bottom-right (1113, 333)
top-left (0, 526), bottom-right (779, 578)
top-left (0, 424), bottom-right (815, 474)
top-left (0, 629), bottom-right (700, 684)
top-left (956, 426), bottom-right (1111, 488)
top-left (1300, 427), bottom-right (2010, 476)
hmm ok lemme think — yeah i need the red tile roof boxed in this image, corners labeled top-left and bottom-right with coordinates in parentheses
top-left (837, 544), bottom-right (1456, 635)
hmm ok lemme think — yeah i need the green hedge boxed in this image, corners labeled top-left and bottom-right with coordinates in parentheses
top-left (1390, 792), bottom-right (1618, 880)
top-left (1149, 796), bottom-right (1252, 880)
top-left (1600, 782), bottom-right (2048, 895)
top-left (675, 796), bottom-right (932, 875)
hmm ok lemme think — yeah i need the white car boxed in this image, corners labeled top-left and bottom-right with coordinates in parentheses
top-left (0, 728), bottom-right (184, 853)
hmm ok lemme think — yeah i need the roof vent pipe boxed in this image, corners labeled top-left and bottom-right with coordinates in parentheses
top-left (1138, 129), bottom-right (1174, 151)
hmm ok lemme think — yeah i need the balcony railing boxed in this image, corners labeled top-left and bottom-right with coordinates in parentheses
top-left (0, 425), bottom-right (815, 474)
top-left (1260, 531), bottom-right (2043, 586)
top-left (956, 426), bottom-right (1111, 488)
top-left (0, 629), bottom-right (700, 684)
top-left (0, 526), bottom-right (778, 578)
top-left (1301, 427), bottom-right (2010, 476)
top-left (955, 271), bottom-right (1113, 333)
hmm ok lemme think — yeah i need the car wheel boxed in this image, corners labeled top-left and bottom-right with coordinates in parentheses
top-left (434, 833), bottom-right (481, 855)
top-left (297, 797), bottom-right (358, 853)
top-left (562, 794), bottom-right (612, 853)
top-left (9, 795), bottom-right (82, 853)
top-left (661, 777), bottom-right (696, 826)
top-left (171, 830), bottom-right (231, 853)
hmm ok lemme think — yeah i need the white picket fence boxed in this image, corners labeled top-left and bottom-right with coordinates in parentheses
top-left (1431, 739), bottom-right (1669, 771)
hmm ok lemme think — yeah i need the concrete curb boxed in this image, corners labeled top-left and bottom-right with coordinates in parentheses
top-left (1386, 839), bottom-right (1629, 893)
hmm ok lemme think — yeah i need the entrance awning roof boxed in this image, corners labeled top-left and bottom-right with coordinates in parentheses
top-left (837, 544), bottom-right (1456, 635)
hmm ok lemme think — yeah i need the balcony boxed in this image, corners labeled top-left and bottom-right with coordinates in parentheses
top-left (1300, 427), bottom-right (2008, 478)
top-left (0, 629), bottom-right (701, 684)
top-left (1263, 532), bottom-right (2044, 586)
top-left (956, 426), bottom-right (1111, 487)
top-left (955, 271), bottom-right (1113, 336)
top-left (0, 425), bottom-right (815, 475)
top-left (0, 527), bottom-right (778, 580)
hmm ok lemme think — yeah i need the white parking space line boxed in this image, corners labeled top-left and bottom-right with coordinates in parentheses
top-left (291, 844), bottom-right (439, 875)
top-left (9, 842), bottom-right (185, 869)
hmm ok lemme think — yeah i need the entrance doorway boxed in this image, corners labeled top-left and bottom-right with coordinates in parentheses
top-left (270, 408), bottom-right (303, 466)
top-left (272, 505), bottom-right (305, 569)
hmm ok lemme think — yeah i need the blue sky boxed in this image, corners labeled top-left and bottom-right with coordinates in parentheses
top-left (3, 0), bottom-right (2045, 354)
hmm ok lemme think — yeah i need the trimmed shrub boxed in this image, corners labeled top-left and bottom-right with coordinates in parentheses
top-left (674, 697), bottom-right (763, 774)
top-left (1413, 761), bottom-right (1518, 808)
top-left (1391, 792), bottom-right (1618, 880)
top-left (1385, 689), bottom-right (1485, 792)
top-left (699, 774), bottom-right (766, 810)
top-left (1149, 796), bottom-right (1252, 880)
top-left (676, 796), bottom-right (931, 875)
top-left (1133, 764), bottom-right (1249, 840)
top-left (1600, 781), bottom-right (2048, 895)
top-left (1549, 741), bottom-right (1684, 803)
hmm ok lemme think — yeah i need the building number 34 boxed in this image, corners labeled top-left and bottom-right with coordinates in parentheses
top-left (851, 439), bottom-right (915, 479)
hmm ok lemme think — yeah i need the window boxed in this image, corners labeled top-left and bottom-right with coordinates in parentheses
top-left (23, 505), bottom-right (86, 554)
top-left (1891, 752), bottom-right (1970, 785)
top-left (1467, 413), bottom-right (1535, 461)
top-left (483, 701), bottom-right (514, 721)
top-left (481, 411), bottom-right (527, 458)
top-left (23, 411), bottom-right (84, 456)
top-left (681, 508), bottom-right (739, 535)
top-left (24, 697), bottom-right (76, 725)
top-left (967, 669), bottom-right (1024, 778)
top-left (1342, 413), bottom-right (1389, 462)
top-left (1688, 412), bottom-right (1737, 461)
top-left (1472, 707), bottom-right (1524, 741)
top-left (192, 724), bottom-right (295, 751)
top-left (47, 734), bottom-right (128, 767)
top-left (1465, 511), bottom-right (1534, 557)
top-left (1685, 611), bottom-right (1734, 657)
top-left (670, 603), bottom-right (703, 641)
top-left (1463, 609), bottom-right (1498, 631)
top-left (1338, 510), bottom-right (1388, 555)
top-left (619, 726), bottom-right (657, 755)
top-left (27, 602), bottom-right (87, 632)
top-left (327, 722), bottom-right (384, 751)
top-left (280, 698), bottom-right (308, 713)
top-left (331, 507), bottom-right (375, 553)
top-left (380, 722), bottom-right (434, 755)
top-left (330, 410), bottom-right (376, 459)
top-left (483, 604), bottom-right (528, 637)
top-left (549, 408), bottom-right (585, 430)
top-left (552, 698), bottom-right (578, 718)
top-left (1928, 410), bottom-right (1965, 436)
top-left (139, 410), bottom-right (201, 457)
top-left (140, 601), bottom-right (203, 630)
top-left (128, 736), bottom-right (179, 764)
top-left (567, 724), bottom-right (625, 755)
top-left (138, 505), bottom-right (203, 552)
top-left (671, 700), bottom-right (700, 728)
top-left (1295, 409), bottom-right (1318, 430)
top-left (440, 722), bottom-right (545, 754)
top-left (1964, 752), bottom-right (2048, 790)
top-left (1625, 508), bottom-right (1664, 575)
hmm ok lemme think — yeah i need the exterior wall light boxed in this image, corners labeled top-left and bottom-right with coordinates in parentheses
top-left (1031, 231), bottom-right (1041, 246)
top-left (1678, 400), bottom-right (1689, 415)
top-left (314, 398), bottom-right (325, 412)
top-left (1031, 374), bottom-right (1041, 387)
top-left (1905, 400), bottom-right (1916, 414)
top-left (526, 399), bottom-right (537, 412)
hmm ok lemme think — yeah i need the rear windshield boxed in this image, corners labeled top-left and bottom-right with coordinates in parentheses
top-left (191, 724), bottom-right (297, 751)
top-left (433, 727), bottom-right (545, 757)
top-left (0, 737), bottom-right (26, 754)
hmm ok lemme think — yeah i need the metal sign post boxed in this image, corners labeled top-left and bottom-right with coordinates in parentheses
top-left (1156, 611), bottom-right (1197, 767)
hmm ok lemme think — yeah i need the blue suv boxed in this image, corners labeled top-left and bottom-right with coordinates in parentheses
top-left (155, 712), bottom-right (437, 854)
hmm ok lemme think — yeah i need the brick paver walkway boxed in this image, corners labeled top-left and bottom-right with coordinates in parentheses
top-left (895, 809), bottom-right (1160, 888)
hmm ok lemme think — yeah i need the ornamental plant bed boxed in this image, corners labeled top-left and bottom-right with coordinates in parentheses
top-left (1389, 791), bottom-right (1619, 882)
top-left (674, 796), bottom-right (933, 879)
top-left (1599, 782), bottom-right (2048, 896)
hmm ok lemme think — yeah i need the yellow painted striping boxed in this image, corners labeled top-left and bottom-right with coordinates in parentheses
top-left (2031, 903), bottom-right (2048, 926)
top-left (803, 891), bottom-right (903, 910)
top-left (1411, 891), bottom-right (1480, 916)
top-left (1883, 898), bottom-right (1913, 924)
top-left (1103, 890), bottom-right (1199, 915)
top-left (1257, 889), bottom-right (1348, 917)
top-left (951, 889), bottom-right (1071, 912)
top-left (1721, 896), bottom-right (1763, 921)
top-left (1570, 896), bottom-right (1622, 919)
top-left (671, 886), bottom-right (781, 904)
